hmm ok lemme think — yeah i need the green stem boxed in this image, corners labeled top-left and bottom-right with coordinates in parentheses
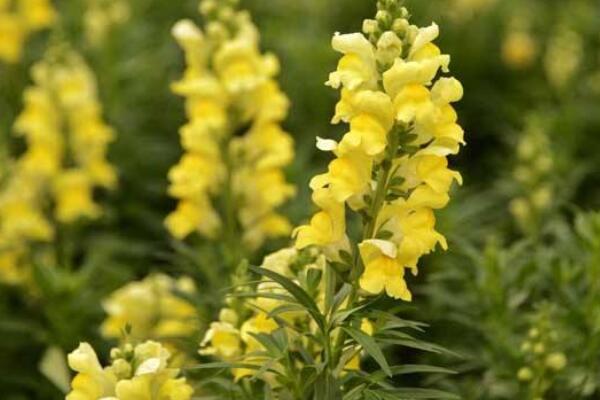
top-left (328, 127), bottom-right (402, 376)
top-left (219, 133), bottom-right (244, 273)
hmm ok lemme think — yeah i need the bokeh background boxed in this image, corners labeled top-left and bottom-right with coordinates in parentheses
top-left (1, 0), bottom-right (600, 398)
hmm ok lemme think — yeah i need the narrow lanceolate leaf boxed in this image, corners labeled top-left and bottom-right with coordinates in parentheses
top-left (343, 383), bottom-right (367, 400)
top-left (377, 330), bottom-right (461, 357)
top-left (315, 371), bottom-right (343, 400)
top-left (249, 265), bottom-right (326, 331)
top-left (370, 387), bottom-right (460, 399)
top-left (342, 327), bottom-right (392, 377)
top-left (366, 364), bottom-right (456, 382)
top-left (185, 362), bottom-right (282, 376)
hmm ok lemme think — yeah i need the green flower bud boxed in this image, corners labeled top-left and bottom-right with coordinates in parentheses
top-left (545, 352), bottom-right (567, 371)
top-left (518, 367), bottom-right (533, 381)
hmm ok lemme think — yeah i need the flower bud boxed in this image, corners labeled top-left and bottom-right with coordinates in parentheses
top-left (376, 31), bottom-right (403, 67)
top-left (545, 352), bottom-right (567, 371)
top-left (533, 342), bottom-right (545, 354)
top-left (518, 367), bottom-right (533, 381)
top-left (219, 308), bottom-right (239, 326)
top-left (363, 19), bottom-right (379, 35)
top-left (375, 10), bottom-right (392, 27)
top-left (199, 0), bottom-right (217, 16)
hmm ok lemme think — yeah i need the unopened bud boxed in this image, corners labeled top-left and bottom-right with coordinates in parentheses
top-left (518, 367), bottom-right (533, 381)
top-left (545, 352), bottom-right (567, 371)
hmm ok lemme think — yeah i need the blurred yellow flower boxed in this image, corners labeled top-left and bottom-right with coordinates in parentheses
top-left (0, 45), bottom-right (116, 284)
top-left (166, 1), bottom-right (295, 252)
top-left (0, 0), bottom-right (55, 63)
top-left (84, 0), bottom-right (131, 47)
top-left (101, 273), bottom-right (198, 342)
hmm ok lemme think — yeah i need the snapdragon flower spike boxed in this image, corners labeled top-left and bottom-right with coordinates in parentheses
top-left (295, 0), bottom-right (464, 301)
top-left (166, 0), bottom-right (295, 250)
top-left (0, 46), bottom-right (117, 284)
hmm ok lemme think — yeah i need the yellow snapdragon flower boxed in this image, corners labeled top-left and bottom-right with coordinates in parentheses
top-left (66, 340), bottom-right (194, 400)
top-left (295, 1), bottom-right (464, 300)
top-left (84, 0), bottom-right (131, 47)
top-left (166, 0), bottom-right (295, 252)
top-left (0, 0), bottom-right (55, 63)
top-left (101, 274), bottom-right (198, 342)
top-left (0, 45), bottom-right (116, 284)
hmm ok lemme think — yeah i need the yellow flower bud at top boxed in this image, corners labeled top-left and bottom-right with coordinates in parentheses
top-left (363, 19), bottom-right (379, 35)
top-left (376, 31), bottom-right (403, 67)
top-left (219, 308), bottom-right (239, 326)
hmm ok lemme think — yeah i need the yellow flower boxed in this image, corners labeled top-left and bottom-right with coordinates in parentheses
top-left (294, 188), bottom-right (346, 249)
top-left (165, 198), bottom-right (221, 240)
top-left (200, 321), bottom-right (242, 359)
top-left (502, 30), bottom-right (537, 70)
top-left (101, 274), bottom-right (198, 342)
top-left (66, 342), bottom-right (118, 400)
top-left (0, 13), bottom-right (26, 63)
top-left (359, 240), bottom-right (412, 301)
top-left (167, 2), bottom-right (294, 250)
top-left (326, 33), bottom-right (378, 91)
top-left (297, 2), bottom-right (464, 301)
top-left (0, 0), bottom-right (55, 64)
top-left (66, 341), bottom-right (194, 400)
top-left (53, 170), bottom-right (101, 223)
top-left (84, 0), bottom-right (131, 47)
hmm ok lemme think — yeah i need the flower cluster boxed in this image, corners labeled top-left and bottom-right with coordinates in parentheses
top-left (294, 0), bottom-right (464, 301)
top-left (509, 115), bottom-right (555, 234)
top-left (66, 340), bottom-right (194, 400)
top-left (517, 311), bottom-right (567, 398)
top-left (0, 46), bottom-right (116, 283)
top-left (544, 25), bottom-right (583, 90)
top-left (84, 0), bottom-right (131, 47)
top-left (165, 0), bottom-right (295, 251)
top-left (200, 247), bottom-right (374, 381)
top-left (101, 273), bottom-right (198, 343)
top-left (200, 248), bottom-right (304, 380)
top-left (0, 0), bottom-right (56, 63)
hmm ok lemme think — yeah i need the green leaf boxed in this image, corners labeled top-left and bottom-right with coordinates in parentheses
top-left (377, 331), bottom-right (461, 357)
top-left (315, 371), bottom-right (343, 400)
top-left (338, 250), bottom-right (354, 266)
top-left (371, 387), bottom-right (460, 399)
top-left (375, 230), bottom-right (394, 240)
top-left (342, 327), bottom-right (392, 377)
top-left (249, 265), bottom-right (326, 332)
top-left (186, 361), bottom-right (282, 377)
top-left (330, 283), bottom-right (353, 315)
top-left (248, 332), bottom-right (284, 357)
top-left (367, 364), bottom-right (456, 382)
